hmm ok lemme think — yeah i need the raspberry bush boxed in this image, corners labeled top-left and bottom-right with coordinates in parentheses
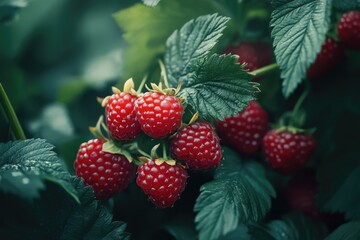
top-left (1, 0), bottom-right (360, 240)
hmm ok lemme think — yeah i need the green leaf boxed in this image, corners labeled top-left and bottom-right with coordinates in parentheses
top-left (163, 221), bottom-right (197, 240)
top-left (194, 160), bottom-right (275, 240)
top-left (180, 54), bottom-right (257, 121)
top-left (317, 154), bottom-right (360, 220)
top-left (58, 178), bottom-right (130, 240)
top-left (270, 0), bottom-right (331, 97)
top-left (220, 224), bottom-right (276, 240)
top-left (102, 141), bottom-right (133, 163)
top-left (267, 212), bottom-right (328, 240)
top-left (0, 177), bottom-right (130, 239)
top-left (165, 14), bottom-right (230, 87)
top-left (113, 0), bottom-right (216, 82)
top-left (0, 139), bottom-right (78, 202)
top-left (333, 0), bottom-right (360, 10)
top-left (0, 170), bottom-right (45, 200)
top-left (324, 221), bottom-right (360, 240)
top-left (0, 0), bottom-right (28, 23)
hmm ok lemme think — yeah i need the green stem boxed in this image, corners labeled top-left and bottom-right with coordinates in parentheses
top-left (137, 74), bottom-right (148, 94)
top-left (162, 142), bottom-right (168, 160)
top-left (292, 90), bottom-right (309, 118)
top-left (0, 83), bottom-right (26, 140)
top-left (250, 63), bottom-right (279, 77)
top-left (158, 60), bottom-right (170, 88)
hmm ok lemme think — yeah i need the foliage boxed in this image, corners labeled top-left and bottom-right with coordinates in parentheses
top-left (0, 139), bottom-right (78, 202)
top-left (194, 148), bottom-right (275, 240)
top-left (270, 0), bottom-right (331, 97)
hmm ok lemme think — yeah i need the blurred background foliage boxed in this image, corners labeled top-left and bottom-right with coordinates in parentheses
top-left (0, 0), bottom-right (140, 171)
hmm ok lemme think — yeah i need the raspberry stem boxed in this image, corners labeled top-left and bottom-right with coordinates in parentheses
top-left (250, 63), bottom-right (279, 77)
top-left (0, 83), bottom-right (26, 140)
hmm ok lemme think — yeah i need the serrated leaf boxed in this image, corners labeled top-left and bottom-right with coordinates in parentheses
top-left (267, 212), bottom-right (328, 240)
top-left (317, 154), bottom-right (360, 220)
top-left (271, 0), bottom-right (331, 97)
top-left (0, 139), bottom-right (78, 202)
top-left (0, 170), bottom-right (45, 200)
top-left (180, 54), bottom-right (257, 121)
top-left (165, 13), bottom-right (230, 87)
top-left (194, 161), bottom-right (275, 240)
top-left (113, 0), bottom-right (216, 82)
top-left (0, 0), bottom-right (28, 23)
top-left (324, 221), bottom-right (360, 240)
top-left (58, 178), bottom-right (130, 240)
top-left (333, 0), bottom-right (360, 10)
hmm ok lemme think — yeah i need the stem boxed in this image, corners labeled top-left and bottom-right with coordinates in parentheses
top-left (250, 63), bottom-right (279, 77)
top-left (158, 60), bottom-right (170, 88)
top-left (162, 142), bottom-right (168, 160)
top-left (137, 74), bottom-right (148, 94)
top-left (0, 83), bottom-right (26, 140)
top-left (292, 90), bottom-right (309, 118)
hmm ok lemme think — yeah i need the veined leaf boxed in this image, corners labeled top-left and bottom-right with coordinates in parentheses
top-left (267, 212), bottom-right (328, 240)
top-left (0, 170), bottom-right (45, 200)
top-left (58, 178), bottom-right (129, 240)
top-left (324, 221), bottom-right (360, 240)
top-left (0, 139), bottom-right (78, 202)
top-left (317, 154), bottom-right (360, 220)
top-left (271, 0), bottom-right (331, 97)
top-left (194, 159), bottom-right (275, 240)
top-left (165, 14), bottom-right (230, 87)
top-left (179, 54), bottom-right (257, 121)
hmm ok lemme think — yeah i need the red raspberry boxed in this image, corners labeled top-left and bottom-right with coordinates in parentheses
top-left (338, 11), bottom-right (360, 50)
top-left (216, 101), bottom-right (269, 154)
top-left (136, 160), bottom-right (188, 208)
top-left (287, 170), bottom-right (345, 226)
top-left (171, 122), bottom-right (222, 170)
top-left (286, 170), bottom-right (319, 218)
top-left (135, 92), bottom-right (183, 138)
top-left (262, 130), bottom-right (316, 174)
top-left (74, 139), bottom-right (135, 199)
top-left (307, 38), bottom-right (343, 79)
top-left (105, 92), bottom-right (141, 141)
top-left (223, 42), bottom-right (272, 72)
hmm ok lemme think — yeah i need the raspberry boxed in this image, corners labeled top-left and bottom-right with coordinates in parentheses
top-left (223, 42), bottom-right (272, 76)
top-left (216, 101), bottom-right (269, 154)
top-left (338, 11), bottom-right (360, 50)
top-left (135, 92), bottom-right (183, 138)
top-left (307, 38), bottom-right (343, 79)
top-left (74, 139), bottom-right (135, 199)
top-left (171, 122), bottom-right (222, 170)
top-left (136, 160), bottom-right (188, 208)
top-left (263, 130), bottom-right (316, 174)
top-left (105, 92), bottom-right (141, 141)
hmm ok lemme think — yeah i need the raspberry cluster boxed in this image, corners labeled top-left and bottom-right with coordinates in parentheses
top-left (74, 80), bottom-right (223, 207)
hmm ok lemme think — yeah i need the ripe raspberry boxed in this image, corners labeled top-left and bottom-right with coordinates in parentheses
top-left (105, 92), bottom-right (141, 141)
top-left (263, 130), bottom-right (316, 174)
top-left (216, 101), bottom-right (269, 154)
top-left (223, 42), bottom-right (272, 72)
top-left (136, 160), bottom-right (188, 208)
top-left (286, 170), bottom-right (319, 218)
top-left (287, 170), bottom-right (345, 226)
top-left (307, 38), bottom-right (343, 79)
top-left (171, 122), bottom-right (222, 170)
top-left (135, 92), bottom-right (183, 138)
top-left (74, 139), bottom-right (135, 199)
top-left (338, 11), bottom-right (360, 50)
